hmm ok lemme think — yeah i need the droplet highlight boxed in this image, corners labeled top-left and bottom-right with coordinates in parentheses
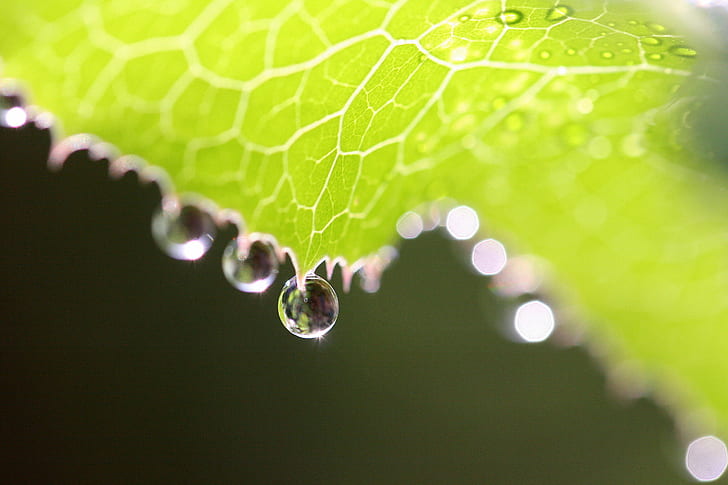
top-left (0, 93), bottom-right (28, 129)
top-left (686, 436), bottom-right (728, 482)
top-left (152, 197), bottom-right (216, 261)
top-left (222, 237), bottom-right (279, 293)
top-left (446, 205), bottom-right (479, 240)
top-left (496, 9), bottom-right (523, 25)
top-left (279, 274), bottom-right (339, 339)
top-left (514, 300), bottom-right (555, 343)
top-left (471, 239), bottom-right (507, 276)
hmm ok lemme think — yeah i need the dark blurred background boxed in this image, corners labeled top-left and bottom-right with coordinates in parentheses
top-left (0, 121), bottom-right (697, 484)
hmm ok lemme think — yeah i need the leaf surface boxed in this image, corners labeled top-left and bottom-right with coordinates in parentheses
top-left (2, 0), bottom-right (728, 435)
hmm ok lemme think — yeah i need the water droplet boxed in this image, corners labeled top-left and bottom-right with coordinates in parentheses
top-left (628, 20), bottom-right (639, 26)
top-left (648, 53), bottom-right (664, 61)
top-left (222, 237), bottom-right (279, 293)
top-left (600, 51), bottom-right (614, 59)
top-left (152, 197), bottom-right (216, 261)
top-left (458, 14), bottom-right (471, 22)
top-left (278, 274), bottom-right (339, 339)
top-left (607, 21), bottom-right (616, 27)
top-left (496, 9), bottom-right (523, 25)
top-left (565, 48), bottom-right (577, 56)
top-left (545, 5), bottom-right (573, 21)
top-left (621, 48), bottom-right (633, 54)
top-left (539, 50), bottom-right (552, 59)
top-left (646, 22), bottom-right (666, 33)
top-left (669, 45), bottom-right (697, 58)
top-left (641, 37), bottom-right (662, 46)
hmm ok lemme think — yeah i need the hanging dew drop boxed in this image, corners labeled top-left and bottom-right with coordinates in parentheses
top-left (152, 197), bottom-right (216, 261)
top-left (278, 274), bottom-right (339, 339)
top-left (222, 237), bottom-right (279, 293)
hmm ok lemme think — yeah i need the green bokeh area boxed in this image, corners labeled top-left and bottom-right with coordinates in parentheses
top-left (3, 0), bottom-right (728, 450)
top-left (0, 124), bottom-right (696, 484)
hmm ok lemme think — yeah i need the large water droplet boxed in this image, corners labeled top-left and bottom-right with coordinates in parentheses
top-left (669, 45), bottom-right (697, 58)
top-left (152, 197), bottom-right (216, 261)
top-left (278, 274), bottom-right (339, 339)
top-left (545, 5), bottom-right (573, 21)
top-left (496, 9), bottom-right (523, 25)
top-left (222, 237), bottom-right (279, 293)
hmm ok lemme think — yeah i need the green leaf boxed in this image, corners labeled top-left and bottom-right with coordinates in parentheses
top-left (2, 0), bottom-right (728, 438)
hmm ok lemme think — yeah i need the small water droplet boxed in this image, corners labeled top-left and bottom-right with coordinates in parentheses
top-left (628, 20), bottom-right (639, 26)
top-left (222, 237), bottom-right (279, 293)
top-left (539, 50), bottom-right (552, 59)
top-left (458, 14), bottom-right (471, 22)
top-left (152, 197), bottom-right (216, 261)
top-left (648, 53), bottom-right (664, 61)
top-left (600, 51), bottom-right (614, 59)
top-left (621, 48), bottom-right (633, 54)
top-left (641, 37), bottom-right (662, 46)
top-left (607, 21), bottom-right (616, 27)
top-left (545, 5), bottom-right (574, 21)
top-left (565, 48), bottom-right (577, 56)
top-left (496, 9), bottom-right (523, 25)
top-left (669, 45), bottom-right (697, 58)
top-left (646, 22), bottom-right (666, 33)
top-left (278, 274), bottom-right (339, 339)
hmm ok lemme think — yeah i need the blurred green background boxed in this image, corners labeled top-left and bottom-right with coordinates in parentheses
top-left (0, 122), bottom-right (705, 483)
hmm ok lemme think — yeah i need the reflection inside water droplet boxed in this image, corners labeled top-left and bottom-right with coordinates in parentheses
top-left (496, 9), bottom-right (523, 25)
top-left (152, 198), bottom-right (216, 261)
top-left (397, 211), bottom-right (424, 240)
top-left (279, 274), bottom-right (339, 339)
top-left (223, 237), bottom-right (279, 293)
top-left (686, 436), bottom-right (728, 482)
